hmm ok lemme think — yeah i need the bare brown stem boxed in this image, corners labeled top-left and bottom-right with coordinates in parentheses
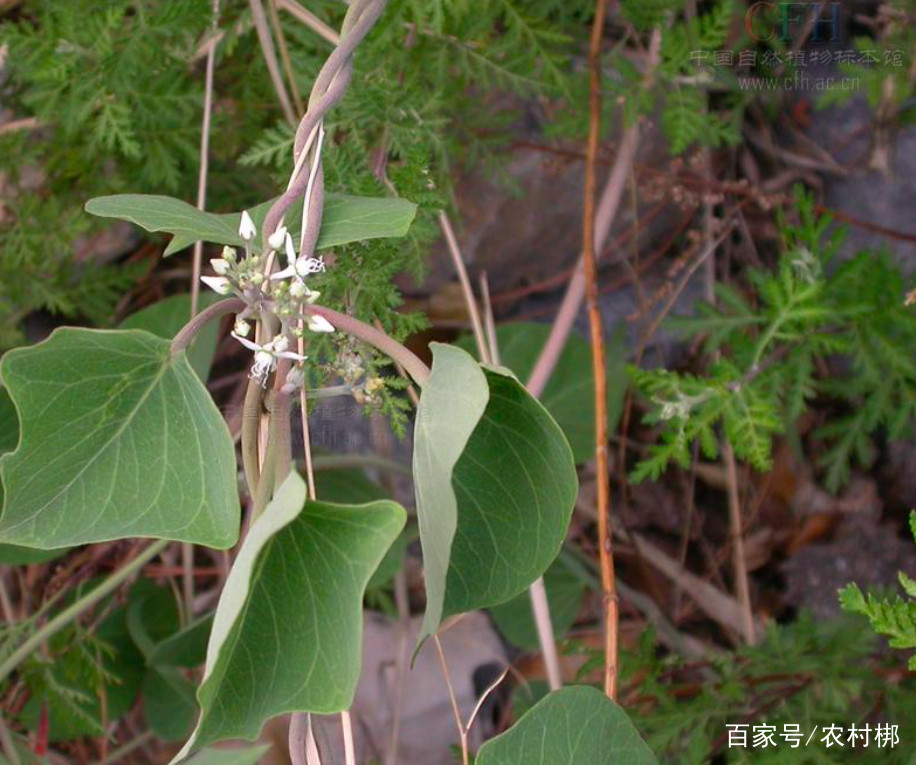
top-left (439, 211), bottom-right (489, 364)
top-left (583, 0), bottom-right (616, 700)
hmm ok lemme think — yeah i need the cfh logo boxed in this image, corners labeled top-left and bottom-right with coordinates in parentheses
top-left (746, 2), bottom-right (841, 43)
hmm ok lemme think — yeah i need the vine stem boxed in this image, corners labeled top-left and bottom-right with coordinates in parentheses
top-left (583, 0), bottom-right (616, 700)
top-left (299, 305), bottom-right (430, 386)
top-left (171, 297), bottom-right (245, 354)
top-left (0, 539), bottom-right (169, 683)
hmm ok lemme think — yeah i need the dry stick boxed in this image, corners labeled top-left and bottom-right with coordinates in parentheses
top-left (525, 28), bottom-right (662, 399)
top-left (699, 147), bottom-right (756, 646)
top-left (184, 0), bottom-right (221, 625)
top-left (438, 211), bottom-right (490, 364)
top-left (277, 0), bottom-right (341, 45)
top-left (478, 273), bottom-right (499, 366)
top-left (723, 443), bottom-right (755, 643)
top-left (384, 567), bottom-right (411, 765)
top-left (520, 28), bottom-right (663, 694)
top-left (268, 0), bottom-right (305, 116)
top-left (189, 0), bottom-right (220, 318)
top-left (249, 0), bottom-right (298, 126)
top-left (583, 0), bottom-right (616, 700)
top-left (434, 635), bottom-right (470, 765)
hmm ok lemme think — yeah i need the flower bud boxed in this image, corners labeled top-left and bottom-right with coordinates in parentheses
top-left (239, 210), bottom-right (256, 241)
top-left (268, 226), bottom-right (288, 251)
top-left (290, 280), bottom-right (309, 298)
top-left (307, 315), bottom-right (335, 333)
top-left (234, 319), bottom-right (251, 337)
top-left (272, 334), bottom-right (291, 353)
top-left (201, 276), bottom-right (233, 295)
top-left (210, 258), bottom-right (230, 275)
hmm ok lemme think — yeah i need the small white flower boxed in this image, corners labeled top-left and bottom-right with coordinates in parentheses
top-left (238, 210), bottom-right (257, 241)
top-left (201, 276), bottom-right (233, 295)
top-left (210, 258), bottom-right (231, 275)
top-left (270, 235), bottom-right (326, 282)
top-left (234, 319), bottom-right (251, 337)
top-left (307, 315), bottom-right (335, 333)
top-left (232, 332), bottom-right (306, 385)
top-left (267, 226), bottom-right (288, 251)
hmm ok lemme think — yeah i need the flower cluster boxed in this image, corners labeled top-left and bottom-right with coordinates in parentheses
top-left (201, 210), bottom-right (335, 386)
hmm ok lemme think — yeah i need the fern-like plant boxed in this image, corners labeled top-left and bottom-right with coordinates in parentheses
top-left (631, 188), bottom-right (916, 489)
top-left (840, 511), bottom-right (916, 670)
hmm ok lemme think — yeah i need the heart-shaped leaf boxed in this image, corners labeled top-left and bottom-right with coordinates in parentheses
top-left (457, 322), bottom-right (628, 463)
top-left (476, 686), bottom-right (658, 765)
top-left (413, 344), bottom-right (577, 643)
top-left (175, 471), bottom-right (405, 757)
top-left (85, 193), bottom-right (418, 256)
top-left (0, 328), bottom-right (239, 549)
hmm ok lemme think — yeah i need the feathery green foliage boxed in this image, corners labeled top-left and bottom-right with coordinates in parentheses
top-left (631, 188), bottom-right (916, 489)
top-left (840, 511), bottom-right (916, 671)
top-left (554, 615), bottom-right (916, 763)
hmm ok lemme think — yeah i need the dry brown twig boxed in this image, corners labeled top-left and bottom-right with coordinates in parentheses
top-left (583, 0), bottom-right (616, 700)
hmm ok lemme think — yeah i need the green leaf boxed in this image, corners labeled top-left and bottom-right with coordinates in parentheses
top-left (183, 745), bottom-right (271, 765)
top-left (125, 582), bottom-right (197, 740)
top-left (457, 322), bottom-right (627, 463)
top-left (476, 686), bottom-right (658, 765)
top-left (0, 387), bottom-right (17, 455)
top-left (414, 344), bottom-right (577, 644)
top-left (144, 666), bottom-right (197, 741)
top-left (489, 555), bottom-right (585, 649)
top-left (0, 328), bottom-right (239, 549)
top-left (120, 293), bottom-right (223, 381)
top-left (177, 472), bottom-right (405, 755)
top-left (0, 544), bottom-right (69, 565)
top-left (0, 389), bottom-right (71, 564)
top-left (84, 193), bottom-right (418, 256)
top-left (126, 581), bottom-right (182, 660)
top-left (149, 614), bottom-right (213, 669)
top-left (314, 463), bottom-right (409, 588)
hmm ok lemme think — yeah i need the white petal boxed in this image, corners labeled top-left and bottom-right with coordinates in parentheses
top-left (267, 226), bottom-right (288, 251)
top-left (269, 265), bottom-right (297, 281)
top-left (239, 210), bottom-right (256, 241)
top-left (276, 351), bottom-right (307, 362)
top-left (284, 233), bottom-right (297, 265)
top-left (201, 276), bottom-right (233, 295)
top-left (231, 332), bottom-right (262, 352)
top-left (307, 315), bottom-right (335, 333)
